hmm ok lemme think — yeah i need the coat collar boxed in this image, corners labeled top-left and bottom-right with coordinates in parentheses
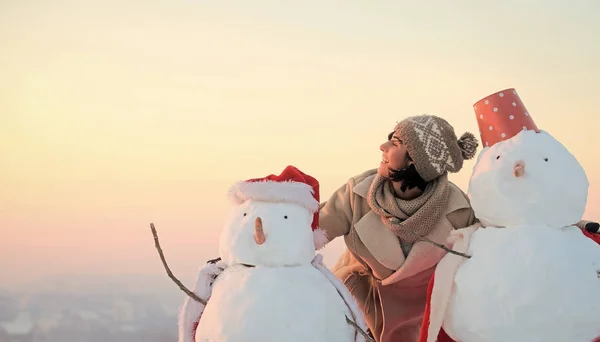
top-left (353, 173), bottom-right (376, 198)
top-left (352, 172), bottom-right (471, 215)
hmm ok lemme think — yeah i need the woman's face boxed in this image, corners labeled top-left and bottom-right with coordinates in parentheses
top-left (378, 131), bottom-right (410, 177)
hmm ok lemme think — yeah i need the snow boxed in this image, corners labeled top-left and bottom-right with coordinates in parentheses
top-left (440, 129), bottom-right (600, 341)
top-left (467, 129), bottom-right (588, 228)
top-left (443, 225), bottom-right (600, 342)
top-left (196, 264), bottom-right (356, 342)
top-left (180, 199), bottom-right (367, 342)
top-left (219, 201), bottom-right (316, 267)
top-left (178, 260), bottom-right (225, 342)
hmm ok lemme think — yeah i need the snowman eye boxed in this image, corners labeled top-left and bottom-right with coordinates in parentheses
top-left (496, 156), bottom-right (500, 160)
top-left (284, 215), bottom-right (288, 219)
top-left (243, 213), bottom-right (247, 216)
top-left (544, 158), bottom-right (549, 162)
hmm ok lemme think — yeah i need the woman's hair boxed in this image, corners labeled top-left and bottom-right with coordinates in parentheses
top-left (387, 153), bottom-right (427, 192)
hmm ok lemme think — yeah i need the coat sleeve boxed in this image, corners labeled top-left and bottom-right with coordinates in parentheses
top-left (446, 190), bottom-right (478, 230)
top-left (318, 179), bottom-right (356, 245)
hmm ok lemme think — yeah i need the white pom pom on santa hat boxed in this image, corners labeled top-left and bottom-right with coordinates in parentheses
top-left (227, 165), bottom-right (328, 250)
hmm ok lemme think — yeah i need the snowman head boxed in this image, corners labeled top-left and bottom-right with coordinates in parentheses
top-left (218, 166), bottom-right (328, 267)
top-left (469, 88), bottom-right (588, 228)
top-left (468, 129), bottom-right (588, 227)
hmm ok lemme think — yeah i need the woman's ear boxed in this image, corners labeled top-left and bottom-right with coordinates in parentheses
top-left (405, 152), bottom-right (414, 166)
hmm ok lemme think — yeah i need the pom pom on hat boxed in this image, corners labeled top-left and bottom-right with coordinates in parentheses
top-left (228, 165), bottom-right (329, 250)
top-left (457, 132), bottom-right (479, 160)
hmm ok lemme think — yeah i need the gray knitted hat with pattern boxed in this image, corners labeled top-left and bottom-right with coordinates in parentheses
top-left (394, 114), bottom-right (479, 182)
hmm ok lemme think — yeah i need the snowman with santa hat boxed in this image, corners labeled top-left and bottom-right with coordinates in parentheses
top-left (418, 88), bottom-right (600, 342)
top-left (175, 165), bottom-right (370, 342)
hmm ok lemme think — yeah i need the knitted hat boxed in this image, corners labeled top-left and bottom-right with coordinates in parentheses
top-left (227, 165), bottom-right (328, 250)
top-left (394, 114), bottom-right (479, 182)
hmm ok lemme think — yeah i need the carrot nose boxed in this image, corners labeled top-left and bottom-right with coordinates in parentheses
top-left (254, 217), bottom-right (266, 245)
top-left (514, 161), bottom-right (525, 177)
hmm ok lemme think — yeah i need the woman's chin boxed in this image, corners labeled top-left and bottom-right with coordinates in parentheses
top-left (377, 163), bottom-right (389, 176)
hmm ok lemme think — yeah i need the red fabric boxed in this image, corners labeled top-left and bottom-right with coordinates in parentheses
top-left (246, 165), bottom-right (320, 231)
top-left (582, 229), bottom-right (600, 342)
top-left (418, 273), bottom-right (456, 342)
top-left (418, 228), bottom-right (600, 342)
top-left (582, 228), bottom-right (600, 245)
top-left (192, 320), bottom-right (199, 340)
top-left (472, 88), bottom-right (539, 147)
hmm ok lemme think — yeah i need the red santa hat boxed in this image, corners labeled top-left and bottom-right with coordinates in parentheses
top-left (227, 165), bottom-right (328, 250)
top-left (473, 88), bottom-right (540, 148)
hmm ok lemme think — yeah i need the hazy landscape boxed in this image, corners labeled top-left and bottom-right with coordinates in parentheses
top-left (3, 0), bottom-right (600, 341)
top-left (0, 274), bottom-right (183, 342)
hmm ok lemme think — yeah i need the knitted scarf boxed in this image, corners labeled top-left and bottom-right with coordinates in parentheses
top-left (366, 173), bottom-right (449, 256)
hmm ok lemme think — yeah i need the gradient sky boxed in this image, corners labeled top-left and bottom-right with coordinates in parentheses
top-left (2, 0), bottom-right (599, 287)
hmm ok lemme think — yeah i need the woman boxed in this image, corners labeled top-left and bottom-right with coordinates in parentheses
top-left (318, 114), bottom-right (480, 341)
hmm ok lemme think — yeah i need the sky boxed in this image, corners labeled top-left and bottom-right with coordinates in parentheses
top-left (1, 0), bottom-right (599, 288)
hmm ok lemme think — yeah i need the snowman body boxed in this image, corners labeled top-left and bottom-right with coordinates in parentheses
top-left (442, 130), bottom-right (600, 342)
top-left (197, 264), bottom-right (354, 342)
top-left (194, 199), bottom-right (357, 342)
top-left (443, 225), bottom-right (600, 342)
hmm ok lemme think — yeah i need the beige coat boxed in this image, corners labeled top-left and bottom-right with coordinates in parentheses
top-left (319, 169), bottom-right (476, 342)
